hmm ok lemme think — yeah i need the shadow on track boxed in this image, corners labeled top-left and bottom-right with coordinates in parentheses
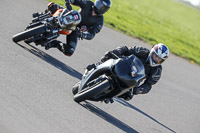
top-left (16, 42), bottom-right (82, 80)
top-left (114, 98), bottom-right (176, 133)
top-left (80, 101), bottom-right (139, 133)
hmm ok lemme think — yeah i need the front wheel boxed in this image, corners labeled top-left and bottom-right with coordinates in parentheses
top-left (12, 25), bottom-right (47, 43)
top-left (73, 79), bottom-right (110, 103)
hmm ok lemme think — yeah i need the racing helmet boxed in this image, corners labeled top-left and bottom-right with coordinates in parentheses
top-left (148, 43), bottom-right (169, 67)
top-left (58, 9), bottom-right (81, 30)
top-left (94, 0), bottom-right (111, 15)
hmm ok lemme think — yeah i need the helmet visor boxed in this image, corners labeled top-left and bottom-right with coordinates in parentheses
top-left (151, 52), bottom-right (165, 64)
top-left (94, 0), bottom-right (110, 15)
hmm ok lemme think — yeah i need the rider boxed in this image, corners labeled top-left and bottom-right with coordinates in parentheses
top-left (86, 43), bottom-right (169, 102)
top-left (46, 0), bottom-right (112, 56)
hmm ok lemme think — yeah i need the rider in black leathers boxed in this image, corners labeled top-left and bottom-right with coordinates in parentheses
top-left (86, 43), bottom-right (169, 102)
top-left (46, 0), bottom-right (111, 56)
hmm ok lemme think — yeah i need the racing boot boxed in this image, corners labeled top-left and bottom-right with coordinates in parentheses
top-left (63, 45), bottom-right (75, 57)
top-left (45, 40), bottom-right (61, 50)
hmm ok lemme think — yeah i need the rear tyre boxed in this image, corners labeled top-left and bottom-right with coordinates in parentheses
top-left (74, 79), bottom-right (110, 103)
top-left (12, 25), bottom-right (46, 43)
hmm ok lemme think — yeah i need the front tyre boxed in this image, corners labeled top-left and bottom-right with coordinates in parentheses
top-left (12, 25), bottom-right (46, 43)
top-left (73, 79), bottom-right (110, 103)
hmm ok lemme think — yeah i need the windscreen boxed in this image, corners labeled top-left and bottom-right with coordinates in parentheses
top-left (130, 55), bottom-right (145, 80)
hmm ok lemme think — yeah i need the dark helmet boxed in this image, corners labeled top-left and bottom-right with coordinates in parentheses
top-left (94, 0), bottom-right (111, 15)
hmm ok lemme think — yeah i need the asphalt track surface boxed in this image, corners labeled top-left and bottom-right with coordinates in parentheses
top-left (0, 0), bottom-right (200, 133)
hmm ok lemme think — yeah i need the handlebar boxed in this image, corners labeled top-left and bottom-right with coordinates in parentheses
top-left (110, 52), bottom-right (120, 59)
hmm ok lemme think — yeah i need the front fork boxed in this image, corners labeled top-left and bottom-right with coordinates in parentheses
top-left (31, 11), bottom-right (51, 23)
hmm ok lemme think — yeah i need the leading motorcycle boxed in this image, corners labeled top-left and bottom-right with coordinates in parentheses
top-left (72, 53), bottom-right (146, 103)
top-left (12, 3), bottom-right (81, 48)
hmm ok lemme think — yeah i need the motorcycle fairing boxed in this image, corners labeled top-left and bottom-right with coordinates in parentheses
top-left (79, 59), bottom-right (119, 91)
top-left (114, 54), bottom-right (146, 89)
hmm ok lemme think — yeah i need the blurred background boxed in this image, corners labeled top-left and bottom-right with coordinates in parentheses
top-left (181, 0), bottom-right (200, 7)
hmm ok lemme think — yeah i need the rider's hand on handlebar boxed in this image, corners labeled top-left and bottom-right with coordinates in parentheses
top-left (100, 51), bottom-right (118, 62)
top-left (105, 51), bottom-right (120, 59)
top-left (104, 51), bottom-right (112, 58)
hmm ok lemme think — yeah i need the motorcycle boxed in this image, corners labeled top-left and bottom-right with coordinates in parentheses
top-left (12, 3), bottom-right (81, 48)
top-left (72, 53), bottom-right (146, 103)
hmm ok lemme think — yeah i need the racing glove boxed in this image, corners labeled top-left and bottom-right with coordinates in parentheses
top-left (101, 51), bottom-right (120, 62)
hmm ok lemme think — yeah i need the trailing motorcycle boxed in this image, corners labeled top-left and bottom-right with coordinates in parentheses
top-left (72, 53), bottom-right (146, 103)
top-left (12, 3), bottom-right (81, 48)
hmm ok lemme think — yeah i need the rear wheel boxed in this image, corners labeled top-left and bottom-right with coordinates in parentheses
top-left (73, 79), bottom-right (110, 103)
top-left (12, 25), bottom-right (46, 43)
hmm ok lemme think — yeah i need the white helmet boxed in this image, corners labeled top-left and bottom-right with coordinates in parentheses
top-left (148, 43), bottom-right (169, 67)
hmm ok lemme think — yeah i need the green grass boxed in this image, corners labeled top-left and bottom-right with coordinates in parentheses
top-left (48, 0), bottom-right (200, 64)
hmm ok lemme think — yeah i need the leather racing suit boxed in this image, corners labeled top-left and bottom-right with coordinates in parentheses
top-left (100, 46), bottom-right (162, 100)
top-left (47, 0), bottom-right (104, 56)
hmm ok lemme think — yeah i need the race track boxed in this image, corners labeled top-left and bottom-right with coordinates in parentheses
top-left (0, 0), bottom-right (200, 133)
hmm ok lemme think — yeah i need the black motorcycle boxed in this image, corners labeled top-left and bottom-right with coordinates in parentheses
top-left (72, 54), bottom-right (146, 103)
top-left (12, 4), bottom-right (81, 48)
